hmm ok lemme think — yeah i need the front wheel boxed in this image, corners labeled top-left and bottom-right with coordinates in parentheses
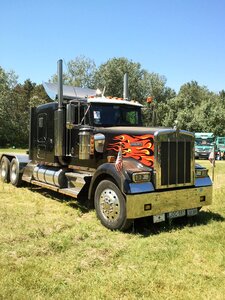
top-left (94, 179), bottom-right (132, 231)
top-left (10, 158), bottom-right (22, 187)
top-left (0, 156), bottom-right (10, 183)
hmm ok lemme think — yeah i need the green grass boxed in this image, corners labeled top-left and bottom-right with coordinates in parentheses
top-left (0, 160), bottom-right (225, 299)
top-left (0, 148), bottom-right (27, 154)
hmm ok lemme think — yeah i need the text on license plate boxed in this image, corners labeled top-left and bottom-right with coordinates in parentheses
top-left (168, 210), bottom-right (186, 219)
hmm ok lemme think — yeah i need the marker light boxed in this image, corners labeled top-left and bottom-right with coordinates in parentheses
top-left (195, 168), bottom-right (208, 178)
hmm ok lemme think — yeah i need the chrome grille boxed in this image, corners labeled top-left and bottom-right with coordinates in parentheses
top-left (161, 141), bottom-right (191, 185)
top-left (154, 130), bottom-right (194, 189)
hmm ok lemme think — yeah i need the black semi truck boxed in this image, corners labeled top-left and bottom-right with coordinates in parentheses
top-left (0, 60), bottom-right (213, 230)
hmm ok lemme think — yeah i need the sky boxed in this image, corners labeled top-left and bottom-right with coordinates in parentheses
top-left (1, 0), bottom-right (225, 93)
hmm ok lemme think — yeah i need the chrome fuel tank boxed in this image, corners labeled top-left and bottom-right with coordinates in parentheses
top-left (33, 166), bottom-right (67, 188)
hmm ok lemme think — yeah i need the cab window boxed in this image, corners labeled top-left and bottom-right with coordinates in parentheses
top-left (37, 113), bottom-right (47, 142)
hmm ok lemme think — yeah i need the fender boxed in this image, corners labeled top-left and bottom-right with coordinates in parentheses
top-left (88, 158), bottom-right (155, 200)
top-left (88, 162), bottom-right (129, 200)
top-left (0, 153), bottom-right (30, 173)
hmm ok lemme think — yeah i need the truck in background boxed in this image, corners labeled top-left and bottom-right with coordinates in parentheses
top-left (195, 132), bottom-right (215, 159)
top-left (215, 136), bottom-right (225, 160)
top-left (0, 60), bottom-right (213, 231)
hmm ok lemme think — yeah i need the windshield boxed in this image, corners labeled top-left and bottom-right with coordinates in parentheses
top-left (195, 138), bottom-right (214, 146)
top-left (217, 138), bottom-right (225, 145)
top-left (91, 104), bottom-right (142, 127)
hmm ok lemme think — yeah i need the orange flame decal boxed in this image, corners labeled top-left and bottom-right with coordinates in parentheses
top-left (107, 134), bottom-right (154, 167)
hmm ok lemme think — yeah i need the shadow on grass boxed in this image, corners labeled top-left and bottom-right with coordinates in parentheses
top-left (28, 185), bottom-right (89, 213)
top-left (131, 210), bottom-right (225, 237)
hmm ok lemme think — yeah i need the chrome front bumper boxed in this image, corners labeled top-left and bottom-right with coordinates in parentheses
top-left (126, 185), bottom-right (212, 219)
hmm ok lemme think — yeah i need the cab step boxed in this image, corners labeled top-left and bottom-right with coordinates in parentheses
top-left (30, 180), bottom-right (81, 198)
top-left (65, 171), bottom-right (92, 190)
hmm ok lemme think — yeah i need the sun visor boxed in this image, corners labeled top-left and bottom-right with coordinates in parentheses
top-left (43, 82), bottom-right (97, 101)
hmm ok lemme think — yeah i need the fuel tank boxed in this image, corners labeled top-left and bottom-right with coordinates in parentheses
top-left (33, 166), bottom-right (67, 188)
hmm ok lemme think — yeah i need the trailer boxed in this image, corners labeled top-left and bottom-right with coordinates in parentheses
top-left (0, 60), bottom-right (213, 230)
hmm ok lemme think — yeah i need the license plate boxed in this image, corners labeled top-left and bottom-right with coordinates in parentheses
top-left (168, 209), bottom-right (186, 219)
top-left (187, 208), bottom-right (198, 217)
top-left (153, 213), bottom-right (165, 223)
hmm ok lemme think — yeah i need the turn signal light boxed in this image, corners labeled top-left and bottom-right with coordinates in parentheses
top-left (90, 136), bottom-right (95, 155)
top-left (107, 156), bottom-right (116, 163)
top-left (195, 168), bottom-right (208, 178)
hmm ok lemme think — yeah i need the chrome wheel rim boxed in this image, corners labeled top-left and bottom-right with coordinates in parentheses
top-left (99, 188), bottom-right (120, 222)
top-left (1, 162), bottom-right (6, 178)
top-left (11, 163), bottom-right (17, 182)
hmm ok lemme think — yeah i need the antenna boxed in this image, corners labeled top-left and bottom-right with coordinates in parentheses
top-left (102, 86), bottom-right (106, 97)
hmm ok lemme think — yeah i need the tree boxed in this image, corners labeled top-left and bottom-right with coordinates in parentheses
top-left (0, 67), bottom-right (18, 91)
top-left (158, 81), bottom-right (225, 136)
top-left (93, 57), bottom-right (176, 126)
top-left (51, 56), bottom-right (97, 88)
top-left (0, 67), bottom-right (19, 146)
top-left (0, 67), bottom-right (51, 148)
top-left (93, 57), bottom-right (145, 100)
top-left (141, 71), bottom-right (176, 126)
top-left (29, 84), bottom-right (51, 107)
top-left (11, 80), bottom-right (51, 147)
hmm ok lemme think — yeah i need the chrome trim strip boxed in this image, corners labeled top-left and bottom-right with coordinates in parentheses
top-left (176, 139), bottom-right (178, 185)
top-left (129, 182), bottom-right (155, 194)
top-left (167, 136), bottom-right (170, 187)
top-left (184, 140), bottom-right (186, 183)
top-left (195, 177), bottom-right (212, 187)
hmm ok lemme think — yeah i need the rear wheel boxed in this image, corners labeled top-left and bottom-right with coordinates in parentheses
top-left (94, 179), bottom-right (132, 231)
top-left (0, 156), bottom-right (10, 183)
top-left (10, 158), bottom-right (22, 187)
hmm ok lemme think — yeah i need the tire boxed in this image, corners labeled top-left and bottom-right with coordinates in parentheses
top-left (94, 179), bottom-right (132, 231)
top-left (0, 156), bottom-right (10, 183)
top-left (10, 158), bottom-right (22, 187)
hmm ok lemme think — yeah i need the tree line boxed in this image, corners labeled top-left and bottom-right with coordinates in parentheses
top-left (0, 56), bottom-right (225, 148)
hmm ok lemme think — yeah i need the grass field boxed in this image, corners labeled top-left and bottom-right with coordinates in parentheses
top-left (0, 159), bottom-right (225, 299)
top-left (0, 148), bottom-right (27, 154)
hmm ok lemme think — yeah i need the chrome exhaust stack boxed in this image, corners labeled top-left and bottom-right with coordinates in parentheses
top-left (54, 59), bottom-right (65, 157)
top-left (123, 73), bottom-right (129, 100)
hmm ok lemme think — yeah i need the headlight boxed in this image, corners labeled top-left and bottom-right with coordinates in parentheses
top-left (132, 172), bottom-right (151, 183)
top-left (195, 169), bottom-right (208, 178)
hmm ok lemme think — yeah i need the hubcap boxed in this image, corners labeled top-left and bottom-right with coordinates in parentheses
top-left (11, 163), bottom-right (17, 182)
top-left (1, 162), bottom-right (6, 178)
top-left (99, 188), bottom-right (120, 222)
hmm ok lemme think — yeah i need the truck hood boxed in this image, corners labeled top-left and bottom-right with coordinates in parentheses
top-left (96, 126), bottom-right (193, 169)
